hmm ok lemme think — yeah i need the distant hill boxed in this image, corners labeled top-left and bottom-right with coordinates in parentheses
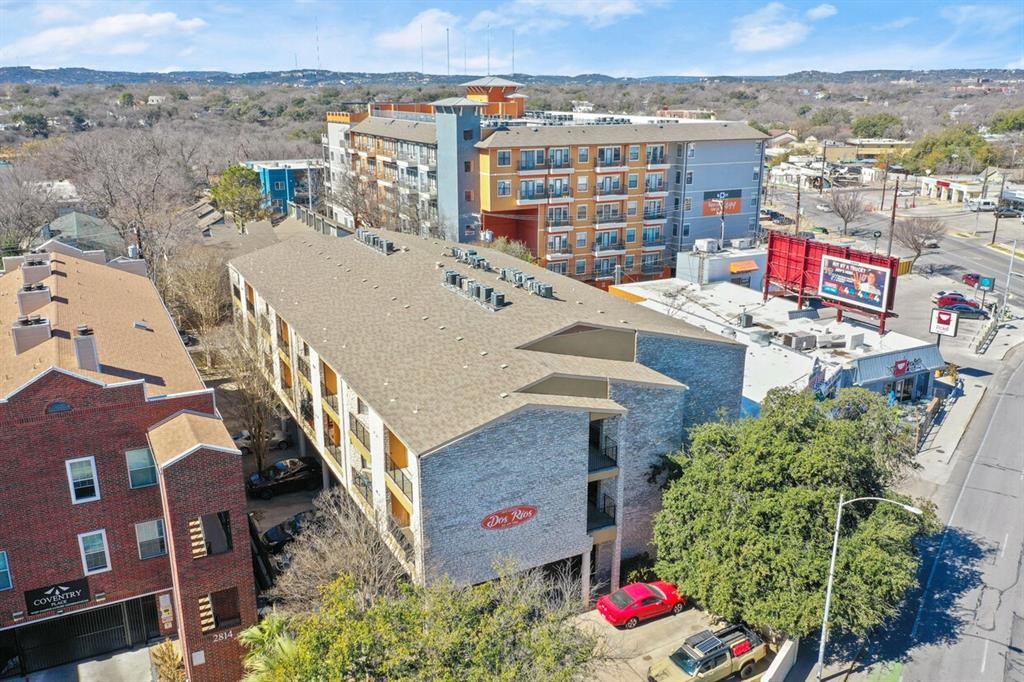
top-left (0, 66), bottom-right (1020, 87)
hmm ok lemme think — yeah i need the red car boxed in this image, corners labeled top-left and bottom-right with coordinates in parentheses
top-left (961, 273), bottom-right (981, 287)
top-left (936, 295), bottom-right (979, 308)
top-left (596, 581), bottom-right (688, 629)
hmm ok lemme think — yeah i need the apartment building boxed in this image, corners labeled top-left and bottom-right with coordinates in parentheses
top-left (0, 242), bottom-right (254, 681)
top-left (323, 78), bottom-right (767, 287)
top-left (229, 228), bottom-right (745, 599)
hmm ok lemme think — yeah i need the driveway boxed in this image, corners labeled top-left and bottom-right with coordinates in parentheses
top-left (580, 606), bottom-right (719, 681)
top-left (9, 644), bottom-right (155, 682)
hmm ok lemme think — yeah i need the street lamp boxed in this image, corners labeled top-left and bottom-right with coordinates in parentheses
top-left (815, 494), bottom-right (923, 681)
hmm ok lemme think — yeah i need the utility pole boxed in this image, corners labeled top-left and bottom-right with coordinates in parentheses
top-left (712, 199), bottom-right (726, 244)
top-left (1001, 239), bottom-right (1017, 312)
top-left (886, 179), bottom-right (899, 257)
top-left (818, 151), bottom-right (826, 195)
top-left (795, 180), bottom-right (801, 234)
top-left (991, 172), bottom-right (1007, 245)
top-left (879, 166), bottom-right (889, 211)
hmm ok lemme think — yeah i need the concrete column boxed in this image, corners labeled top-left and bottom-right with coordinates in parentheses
top-left (299, 433), bottom-right (307, 457)
top-left (580, 547), bottom-right (592, 608)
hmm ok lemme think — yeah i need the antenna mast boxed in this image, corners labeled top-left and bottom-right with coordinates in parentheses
top-left (446, 27), bottom-right (450, 76)
top-left (315, 18), bottom-right (321, 70)
top-left (420, 24), bottom-right (424, 74)
top-left (486, 25), bottom-right (491, 76)
top-left (512, 30), bottom-right (515, 76)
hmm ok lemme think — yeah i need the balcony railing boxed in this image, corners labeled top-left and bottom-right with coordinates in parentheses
top-left (641, 262), bottom-right (664, 274)
top-left (596, 156), bottom-right (623, 167)
top-left (352, 466), bottom-right (372, 503)
top-left (642, 236), bottom-right (664, 246)
top-left (546, 243), bottom-right (572, 255)
top-left (647, 154), bottom-right (667, 165)
top-left (548, 158), bottom-right (572, 169)
top-left (519, 189), bottom-right (547, 200)
top-left (643, 210), bottom-right (667, 220)
top-left (587, 494), bottom-right (617, 532)
top-left (645, 183), bottom-right (666, 192)
top-left (546, 216), bottom-right (571, 228)
top-left (589, 438), bottom-right (619, 472)
top-left (296, 355), bottom-right (311, 380)
top-left (349, 413), bottom-right (372, 451)
top-left (593, 241), bottom-right (622, 253)
top-left (548, 188), bottom-right (573, 199)
top-left (278, 335), bottom-right (291, 355)
top-left (258, 317), bottom-right (271, 335)
top-left (386, 517), bottom-right (415, 561)
top-left (325, 439), bottom-right (342, 464)
top-left (595, 214), bottom-right (624, 225)
top-left (569, 269), bottom-right (590, 279)
top-left (386, 459), bottom-right (415, 501)
top-left (596, 186), bottom-right (624, 197)
top-left (593, 267), bottom-right (617, 279)
top-left (321, 388), bottom-right (340, 413)
top-left (518, 161), bottom-right (546, 171)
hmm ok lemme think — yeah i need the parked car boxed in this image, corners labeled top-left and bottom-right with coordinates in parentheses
top-left (897, 188), bottom-right (916, 197)
top-left (647, 624), bottom-right (768, 682)
top-left (260, 510), bottom-right (312, 553)
top-left (233, 429), bottom-right (292, 454)
top-left (937, 295), bottom-right (979, 309)
top-left (966, 199), bottom-right (997, 212)
top-left (246, 457), bottom-right (322, 499)
top-left (932, 290), bottom-right (965, 303)
top-left (995, 206), bottom-right (1021, 218)
top-left (941, 303), bottom-right (990, 319)
top-left (772, 215), bottom-right (794, 226)
top-left (596, 581), bottom-right (688, 629)
top-left (961, 273), bottom-right (981, 287)
top-left (814, 203), bottom-right (832, 212)
top-left (810, 226), bottom-right (829, 235)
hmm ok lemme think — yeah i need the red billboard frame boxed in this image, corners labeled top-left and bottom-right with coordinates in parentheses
top-left (763, 231), bottom-right (900, 333)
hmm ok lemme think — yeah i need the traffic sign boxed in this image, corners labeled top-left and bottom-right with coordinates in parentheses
top-left (873, 230), bottom-right (883, 239)
top-left (979, 276), bottom-right (995, 292)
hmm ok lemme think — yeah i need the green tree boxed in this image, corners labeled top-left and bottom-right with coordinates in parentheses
top-left (46, 86), bottom-right (60, 97)
top-left (809, 107), bottom-right (852, 128)
top-left (118, 92), bottom-right (135, 107)
top-left (16, 113), bottom-right (49, 138)
top-left (991, 108), bottom-right (1024, 133)
top-left (797, 105), bottom-right (812, 117)
top-left (852, 113), bottom-right (904, 139)
top-left (653, 388), bottom-right (935, 639)
top-left (210, 164), bottom-right (268, 231)
top-left (902, 125), bottom-right (996, 174)
top-left (241, 570), bottom-right (596, 681)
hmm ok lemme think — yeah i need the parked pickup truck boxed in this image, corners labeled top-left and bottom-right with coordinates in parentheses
top-left (647, 624), bottom-right (768, 682)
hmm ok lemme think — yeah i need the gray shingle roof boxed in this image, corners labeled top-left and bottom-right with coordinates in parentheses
top-left (476, 121), bottom-right (768, 148)
top-left (461, 76), bottom-right (522, 87)
top-left (432, 97), bottom-right (488, 107)
top-left (350, 117), bottom-right (437, 145)
top-left (230, 229), bottom-right (737, 455)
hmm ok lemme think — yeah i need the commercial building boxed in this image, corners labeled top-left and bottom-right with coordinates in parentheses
top-left (243, 159), bottom-right (324, 215)
top-left (0, 242), bottom-right (254, 681)
top-left (822, 138), bottom-right (914, 163)
top-left (322, 78), bottom-right (767, 286)
top-left (229, 227), bottom-right (745, 598)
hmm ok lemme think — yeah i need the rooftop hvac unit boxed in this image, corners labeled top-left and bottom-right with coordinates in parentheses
top-left (730, 238), bottom-right (755, 249)
top-left (537, 283), bottom-right (554, 298)
top-left (847, 333), bottom-right (864, 349)
top-left (444, 271), bottom-right (458, 286)
top-left (478, 258), bottom-right (490, 270)
top-left (694, 238), bottom-right (720, 253)
top-left (749, 330), bottom-right (771, 346)
top-left (816, 334), bottom-right (845, 348)
top-left (793, 334), bottom-right (817, 351)
top-left (382, 240), bottom-right (394, 254)
top-left (462, 278), bottom-right (475, 291)
top-left (479, 285), bottom-right (493, 302)
top-left (782, 333), bottom-right (797, 348)
top-left (738, 312), bottom-right (754, 328)
top-left (491, 291), bottom-right (506, 307)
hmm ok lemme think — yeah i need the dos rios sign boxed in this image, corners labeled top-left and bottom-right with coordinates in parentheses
top-left (25, 578), bottom-right (90, 615)
top-left (481, 505), bottom-right (538, 530)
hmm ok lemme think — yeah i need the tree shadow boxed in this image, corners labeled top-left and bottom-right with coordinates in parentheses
top-left (827, 527), bottom-right (989, 670)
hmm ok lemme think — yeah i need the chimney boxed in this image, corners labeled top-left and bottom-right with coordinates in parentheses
top-left (74, 325), bottom-right (100, 372)
top-left (17, 283), bottom-right (51, 315)
top-left (10, 315), bottom-right (51, 355)
top-left (21, 256), bottom-right (52, 285)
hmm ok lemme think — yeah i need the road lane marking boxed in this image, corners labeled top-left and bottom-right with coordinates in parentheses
top-left (910, 359), bottom-right (1024, 640)
top-left (1001, 532), bottom-right (1009, 558)
top-left (980, 639), bottom-right (989, 673)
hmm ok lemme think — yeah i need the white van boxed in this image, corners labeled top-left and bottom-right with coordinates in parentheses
top-left (966, 199), bottom-right (997, 212)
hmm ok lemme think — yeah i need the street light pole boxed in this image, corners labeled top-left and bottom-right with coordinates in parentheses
top-left (815, 495), bottom-right (923, 681)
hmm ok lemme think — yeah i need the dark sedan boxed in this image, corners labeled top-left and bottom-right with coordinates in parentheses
top-left (995, 207), bottom-right (1020, 218)
top-left (260, 511), bottom-right (312, 553)
top-left (941, 303), bottom-right (990, 319)
top-left (246, 457), bottom-right (322, 500)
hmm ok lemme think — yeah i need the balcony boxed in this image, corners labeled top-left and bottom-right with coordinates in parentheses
top-left (593, 267), bottom-right (617, 280)
top-left (278, 335), bottom-right (291, 355)
top-left (548, 158), bottom-right (573, 170)
top-left (349, 413), bottom-right (372, 451)
top-left (386, 516), bottom-right (415, 562)
top-left (547, 188), bottom-right (573, 201)
top-left (595, 187), bottom-right (626, 200)
top-left (595, 156), bottom-right (625, 170)
top-left (642, 235), bottom-right (664, 247)
top-left (545, 243), bottom-right (572, 255)
top-left (643, 210), bottom-right (667, 221)
top-left (325, 439), bottom-right (342, 464)
top-left (258, 316), bottom-right (271, 336)
top-left (321, 388), bottom-right (340, 415)
top-left (587, 494), bottom-right (617, 532)
top-left (569, 269), bottom-right (590, 280)
top-left (646, 154), bottom-right (669, 167)
top-left (296, 355), bottom-right (311, 381)
top-left (518, 161), bottom-right (547, 172)
top-left (641, 262), bottom-right (664, 274)
top-left (386, 459), bottom-right (415, 502)
top-left (351, 466), bottom-right (372, 504)
top-left (546, 216), bottom-right (572, 229)
top-left (589, 439), bottom-right (619, 473)
top-left (518, 189), bottom-right (548, 202)
top-left (645, 183), bottom-right (667, 194)
top-left (595, 214), bottom-right (624, 226)
top-left (593, 241), bottom-right (623, 254)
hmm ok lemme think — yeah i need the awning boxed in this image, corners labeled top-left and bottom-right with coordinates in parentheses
top-left (852, 345), bottom-right (946, 385)
top-left (730, 260), bottom-right (759, 274)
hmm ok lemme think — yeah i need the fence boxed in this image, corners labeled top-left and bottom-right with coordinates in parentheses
top-left (973, 304), bottom-right (1001, 354)
top-left (288, 202), bottom-right (353, 236)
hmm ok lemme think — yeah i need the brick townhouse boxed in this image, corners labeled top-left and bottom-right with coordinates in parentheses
top-left (229, 227), bottom-right (745, 598)
top-left (0, 241), bottom-right (254, 681)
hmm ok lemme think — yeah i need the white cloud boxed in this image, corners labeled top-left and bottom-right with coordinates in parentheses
top-left (730, 3), bottom-right (810, 53)
top-left (110, 41), bottom-right (148, 55)
top-left (805, 4), bottom-right (836, 20)
top-left (941, 5), bottom-right (1024, 34)
top-left (467, 0), bottom-right (649, 33)
top-left (0, 12), bottom-right (206, 61)
top-left (374, 9), bottom-right (458, 52)
top-left (1007, 56), bottom-right (1024, 69)
top-left (876, 17), bottom-right (917, 31)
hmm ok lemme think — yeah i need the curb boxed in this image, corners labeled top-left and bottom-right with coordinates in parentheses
top-left (942, 385), bottom-right (987, 465)
top-left (987, 242), bottom-right (1024, 258)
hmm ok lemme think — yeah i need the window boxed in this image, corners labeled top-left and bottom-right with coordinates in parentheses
top-left (629, 145), bottom-right (640, 161)
top-left (126, 448), bottom-right (157, 489)
top-left (462, 129), bottom-right (473, 141)
top-left (672, 223), bottom-right (678, 237)
top-left (685, 171), bottom-right (693, 184)
top-left (674, 197), bottom-right (681, 209)
top-left (627, 201), bottom-right (638, 216)
top-left (687, 143), bottom-right (695, 158)
top-left (273, 181), bottom-right (285, 191)
top-left (66, 457), bottom-right (100, 504)
top-left (497, 180), bottom-right (511, 197)
top-left (463, 161), bottom-right (472, 172)
top-left (625, 255), bottom-right (635, 270)
top-left (78, 530), bottom-right (110, 575)
top-left (46, 401), bottom-right (72, 414)
top-left (683, 223), bottom-right (691, 237)
top-left (547, 261), bottom-right (567, 274)
top-left (464, 190), bottom-right (474, 202)
top-left (628, 173), bottom-right (639, 189)
top-left (578, 147), bottom-right (589, 163)
top-left (676, 144), bottom-right (683, 158)
top-left (576, 175), bottom-right (588, 192)
top-left (576, 204), bottom-right (588, 220)
top-left (754, 141), bottom-right (762, 152)
top-left (684, 197), bottom-right (693, 211)
top-left (575, 259), bottom-right (586, 275)
top-left (200, 511), bottom-right (233, 556)
top-left (497, 150), bottom-right (511, 167)
top-left (753, 166), bottom-right (760, 181)
top-left (626, 228), bottom-right (637, 242)
top-left (209, 587), bottom-right (242, 630)
top-left (0, 551), bottom-right (11, 591)
top-left (575, 232), bottom-right (587, 248)
top-left (136, 519), bottom-right (167, 560)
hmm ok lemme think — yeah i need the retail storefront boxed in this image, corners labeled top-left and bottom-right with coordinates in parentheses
top-left (849, 345), bottom-right (945, 402)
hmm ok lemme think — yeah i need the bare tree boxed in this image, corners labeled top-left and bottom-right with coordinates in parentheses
top-left (330, 176), bottom-right (389, 231)
top-left (828, 187), bottom-right (866, 236)
top-left (161, 247), bottom-right (231, 367)
top-left (477, 236), bottom-right (533, 261)
top-left (893, 217), bottom-right (945, 272)
top-left (211, 327), bottom-right (283, 472)
top-left (0, 158), bottom-right (60, 253)
top-left (268, 487), bottom-right (406, 614)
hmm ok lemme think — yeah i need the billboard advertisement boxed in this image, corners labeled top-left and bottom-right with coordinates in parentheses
top-left (702, 189), bottom-right (743, 216)
top-left (818, 255), bottom-right (890, 313)
top-left (930, 309), bottom-right (959, 337)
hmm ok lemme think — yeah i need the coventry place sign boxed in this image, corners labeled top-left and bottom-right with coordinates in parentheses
top-left (481, 505), bottom-right (538, 530)
top-left (25, 578), bottom-right (90, 615)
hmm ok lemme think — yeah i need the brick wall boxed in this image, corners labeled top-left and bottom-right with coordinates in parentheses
top-left (0, 371), bottom-right (214, 629)
top-left (159, 446), bottom-right (256, 682)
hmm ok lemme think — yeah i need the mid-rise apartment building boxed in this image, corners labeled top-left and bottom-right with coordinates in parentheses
top-left (323, 78), bottom-right (767, 286)
top-left (0, 242), bottom-right (254, 681)
top-left (229, 227), bottom-right (745, 599)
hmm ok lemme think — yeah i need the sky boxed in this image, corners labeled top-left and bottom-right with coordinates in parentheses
top-left (0, 0), bottom-right (1022, 77)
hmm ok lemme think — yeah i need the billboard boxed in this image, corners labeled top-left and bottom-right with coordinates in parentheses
top-left (702, 189), bottom-right (743, 216)
top-left (930, 309), bottom-right (959, 337)
top-left (818, 255), bottom-right (891, 313)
